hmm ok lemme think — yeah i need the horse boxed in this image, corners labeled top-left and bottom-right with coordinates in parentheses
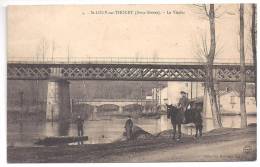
top-left (166, 100), bottom-right (203, 140)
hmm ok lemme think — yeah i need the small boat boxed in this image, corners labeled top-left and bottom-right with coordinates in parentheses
top-left (34, 136), bottom-right (88, 146)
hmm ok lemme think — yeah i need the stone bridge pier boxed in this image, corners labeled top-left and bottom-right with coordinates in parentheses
top-left (46, 68), bottom-right (71, 121)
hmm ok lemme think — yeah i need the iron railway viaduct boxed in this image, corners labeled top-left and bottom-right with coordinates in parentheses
top-left (7, 59), bottom-right (255, 121)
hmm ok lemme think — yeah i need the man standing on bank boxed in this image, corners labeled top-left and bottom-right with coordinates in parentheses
top-left (125, 116), bottom-right (134, 140)
top-left (177, 91), bottom-right (189, 123)
top-left (76, 115), bottom-right (84, 144)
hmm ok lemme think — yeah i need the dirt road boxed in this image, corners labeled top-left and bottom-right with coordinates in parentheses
top-left (7, 125), bottom-right (256, 163)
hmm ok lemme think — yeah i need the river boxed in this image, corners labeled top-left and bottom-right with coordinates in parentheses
top-left (7, 112), bottom-right (256, 147)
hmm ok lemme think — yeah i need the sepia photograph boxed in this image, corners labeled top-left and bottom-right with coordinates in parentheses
top-left (4, 2), bottom-right (257, 163)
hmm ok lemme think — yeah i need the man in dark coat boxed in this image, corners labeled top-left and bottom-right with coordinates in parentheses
top-left (125, 116), bottom-right (133, 140)
top-left (76, 115), bottom-right (84, 136)
top-left (177, 91), bottom-right (189, 123)
top-left (76, 115), bottom-right (84, 144)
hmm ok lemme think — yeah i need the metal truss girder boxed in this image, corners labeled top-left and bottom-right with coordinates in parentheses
top-left (7, 63), bottom-right (255, 82)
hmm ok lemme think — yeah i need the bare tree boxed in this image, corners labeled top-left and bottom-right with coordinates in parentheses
top-left (51, 40), bottom-right (56, 62)
top-left (251, 4), bottom-right (257, 104)
top-left (240, 4), bottom-right (247, 128)
top-left (34, 39), bottom-right (48, 108)
top-left (207, 4), bottom-right (222, 128)
top-left (40, 38), bottom-right (49, 62)
top-left (194, 4), bottom-right (222, 128)
top-left (67, 42), bottom-right (71, 63)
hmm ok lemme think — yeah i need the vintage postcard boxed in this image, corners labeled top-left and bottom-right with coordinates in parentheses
top-left (6, 4), bottom-right (256, 163)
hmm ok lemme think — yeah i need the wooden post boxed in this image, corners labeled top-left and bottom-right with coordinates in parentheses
top-left (19, 91), bottom-right (24, 116)
top-left (19, 91), bottom-right (24, 109)
top-left (190, 82), bottom-right (193, 99)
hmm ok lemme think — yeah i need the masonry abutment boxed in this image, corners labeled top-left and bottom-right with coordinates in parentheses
top-left (46, 79), bottom-right (71, 121)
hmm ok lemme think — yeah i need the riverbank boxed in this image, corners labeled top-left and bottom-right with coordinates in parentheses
top-left (7, 124), bottom-right (256, 163)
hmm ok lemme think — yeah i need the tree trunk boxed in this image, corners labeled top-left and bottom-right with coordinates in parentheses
top-left (240, 4), bottom-right (247, 128)
top-left (251, 4), bottom-right (257, 104)
top-left (206, 4), bottom-right (222, 128)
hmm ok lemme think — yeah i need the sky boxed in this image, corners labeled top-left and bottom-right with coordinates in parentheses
top-left (7, 4), bottom-right (254, 63)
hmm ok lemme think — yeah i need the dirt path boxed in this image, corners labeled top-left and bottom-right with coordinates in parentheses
top-left (7, 126), bottom-right (256, 163)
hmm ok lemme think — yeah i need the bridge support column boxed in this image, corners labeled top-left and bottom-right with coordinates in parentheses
top-left (46, 80), bottom-right (71, 121)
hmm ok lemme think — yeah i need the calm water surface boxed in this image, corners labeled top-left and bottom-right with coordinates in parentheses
top-left (7, 112), bottom-right (256, 147)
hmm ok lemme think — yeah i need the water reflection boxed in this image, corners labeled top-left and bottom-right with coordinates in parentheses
top-left (58, 121), bottom-right (70, 136)
top-left (7, 111), bottom-right (256, 147)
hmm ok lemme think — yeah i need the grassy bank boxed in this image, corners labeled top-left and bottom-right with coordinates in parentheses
top-left (7, 125), bottom-right (256, 163)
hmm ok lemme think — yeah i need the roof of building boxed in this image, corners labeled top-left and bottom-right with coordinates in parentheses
top-left (218, 82), bottom-right (255, 97)
top-left (218, 89), bottom-right (254, 97)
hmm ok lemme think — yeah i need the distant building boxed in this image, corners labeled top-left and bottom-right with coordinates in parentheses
top-left (218, 89), bottom-right (256, 114)
top-left (160, 87), bottom-right (168, 105)
top-left (150, 82), bottom-right (257, 115)
top-left (165, 82), bottom-right (204, 105)
top-left (145, 96), bottom-right (152, 100)
top-left (150, 82), bottom-right (205, 111)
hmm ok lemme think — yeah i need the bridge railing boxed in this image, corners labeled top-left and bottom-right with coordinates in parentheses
top-left (7, 56), bottom-right (254, 65)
